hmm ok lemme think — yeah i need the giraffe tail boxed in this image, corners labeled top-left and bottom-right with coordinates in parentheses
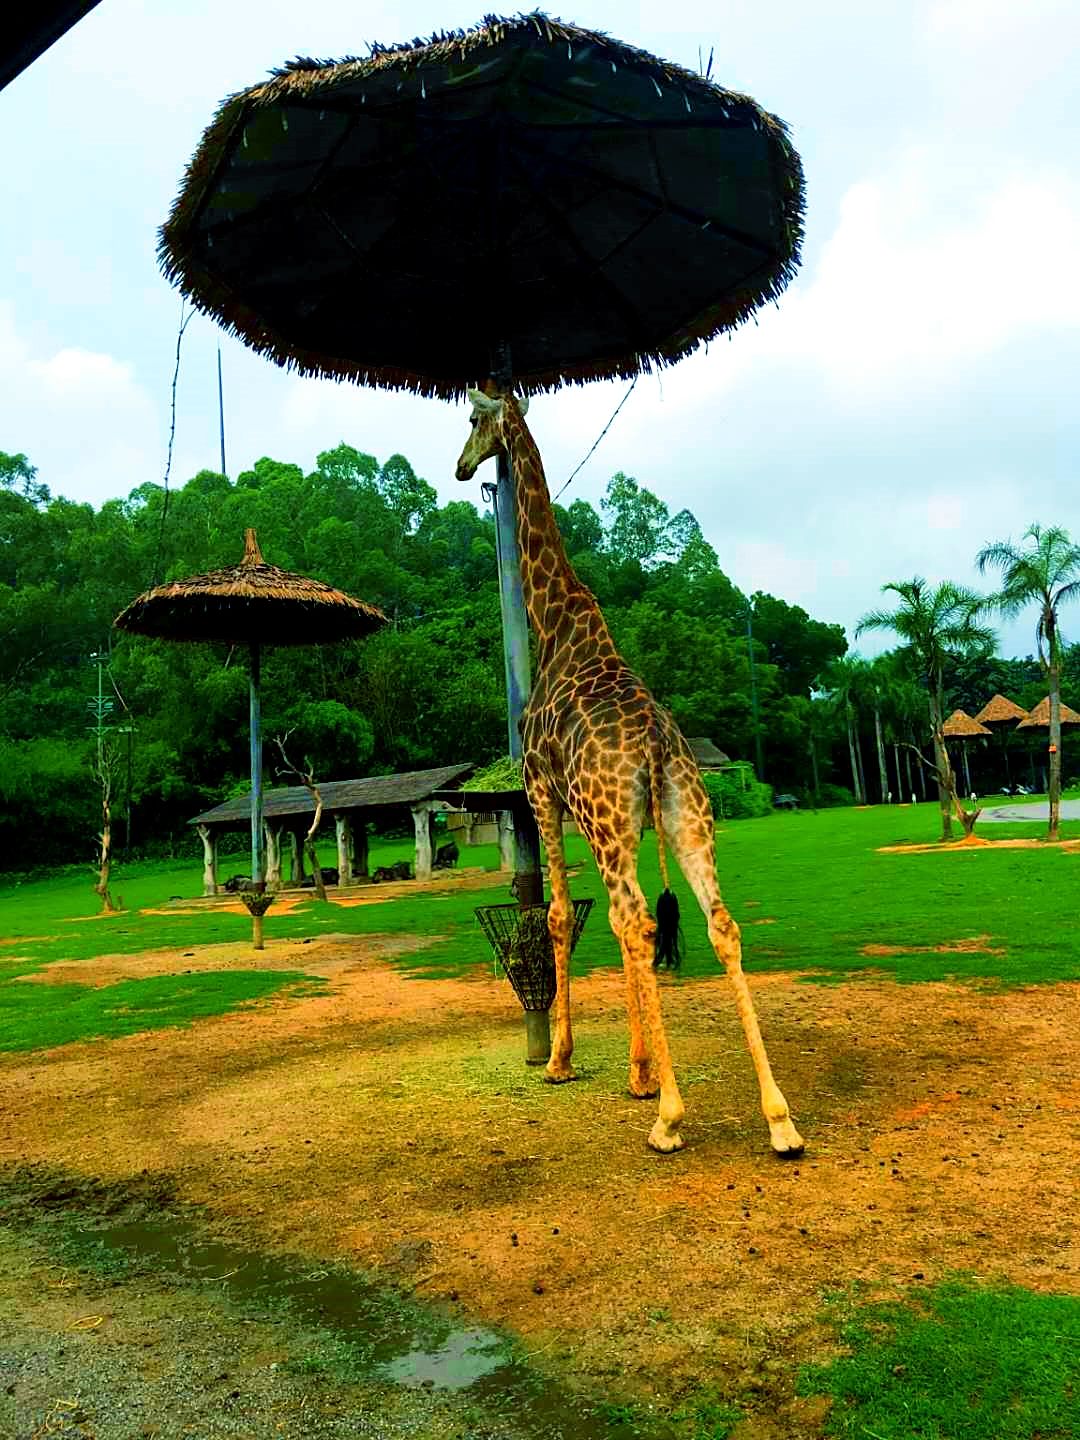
top-left (647, 719), bottom-right (682, 970)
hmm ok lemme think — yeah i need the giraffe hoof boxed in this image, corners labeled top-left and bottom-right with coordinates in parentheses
top-left (628, 1084), bottom-right (660, 1100)
top-left (544, 1066), bottom-right (577, 1085)
top-left (769, 1119), bottom-right (805, 1157)
top-left (647, 1119), bottom-right (685, 1154)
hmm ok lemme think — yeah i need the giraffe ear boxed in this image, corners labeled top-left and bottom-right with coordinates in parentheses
top-left (518, 394), bottom-right (529, 416)
top-left (468, 388), bottom-right (501, 414)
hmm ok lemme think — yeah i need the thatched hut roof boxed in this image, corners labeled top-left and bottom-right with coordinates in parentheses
top-left (974, 694), bottom-right (1028, 727)
top-left (1015, 696), bottom-right (1080, 729)
top-left (942, 710), bottom-right (991, 738)
top-left (158, 12), bottom-right (804, 399)
top-left (114, 530), bottom-right (386, 646)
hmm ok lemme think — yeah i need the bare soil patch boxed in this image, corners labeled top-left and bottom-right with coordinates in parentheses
top-left (860, 934), bottom-right (1006, 958)
top-left (1, 937), bottom-right (1077, 1435)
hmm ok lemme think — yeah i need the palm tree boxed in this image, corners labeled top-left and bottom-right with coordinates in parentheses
top-left (977, 525), bottom-right (1080, 841)
top-left (867, 655), bottom-right (898, 803)
top-left (821, 656), bottom-right (868, 803)
top-left (857, 579), bottom-right (996, 839)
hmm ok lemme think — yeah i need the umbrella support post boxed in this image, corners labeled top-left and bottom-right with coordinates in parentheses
top-left (524, 1009), bottom-right (551, 1066)
top-left (253, 913), bottom-right (264, 951)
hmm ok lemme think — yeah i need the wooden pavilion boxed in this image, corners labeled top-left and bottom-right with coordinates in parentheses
top-left (189, 763), bottom-right (479, 894)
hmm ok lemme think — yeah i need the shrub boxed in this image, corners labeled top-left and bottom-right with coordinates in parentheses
top-left (814, 782), bottom-right (855, 809)
top-left (702, 768), bottom-right (773, 819)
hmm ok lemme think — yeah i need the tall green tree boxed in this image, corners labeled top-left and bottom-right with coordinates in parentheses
top-left (857, 579), bottom-right (995, 839)
top-left (976, 524), bottom-right (1080, 840)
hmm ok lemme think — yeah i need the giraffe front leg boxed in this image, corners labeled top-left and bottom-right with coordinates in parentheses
top-left (613, 906), bottom-right (684, 1151)
top-left (544, 886), bottom-right (576, 1085)
top-left (527, 780), bottom-right (576, 1084)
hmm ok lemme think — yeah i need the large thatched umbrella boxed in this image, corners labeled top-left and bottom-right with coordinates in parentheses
top-left (941, 709), bottom-right (991, 795)
top-left (156, 11), bottom-right (802, 927)
top-left (158, 13), bottom-right (803, 400)
top-left (114, 530), bottom-right (385, 943)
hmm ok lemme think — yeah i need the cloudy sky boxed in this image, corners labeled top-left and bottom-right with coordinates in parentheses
top-left (4, 0), bottom-right (1079, 658)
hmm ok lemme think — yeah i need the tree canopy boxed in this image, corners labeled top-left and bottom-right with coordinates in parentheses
top-left (0, 448), bottom-right (850, 871)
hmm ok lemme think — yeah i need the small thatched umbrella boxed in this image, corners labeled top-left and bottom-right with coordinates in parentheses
top-left (115, 530), bottom-right (386, 943)
top-left (1015, 695), bottom-right (1080, 730)
top-left (973, 694), bottom-right (1028, 790)
top-left (974, 694), bottom-right (1028, 728)
top-left (941, 710), bottom-right (991, 796)
top-left (1014, 695), bottom-right (1080, 792)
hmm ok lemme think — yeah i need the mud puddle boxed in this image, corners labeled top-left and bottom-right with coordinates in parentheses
top-left (72, 1212), bottom-right (672, 1440)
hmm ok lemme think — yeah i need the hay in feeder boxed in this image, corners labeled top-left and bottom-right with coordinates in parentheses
top-left (476, 898), bottom-right (594, 1012)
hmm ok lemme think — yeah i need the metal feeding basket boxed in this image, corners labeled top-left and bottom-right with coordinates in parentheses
top-left (475, 899), bottom-right (594, 1012)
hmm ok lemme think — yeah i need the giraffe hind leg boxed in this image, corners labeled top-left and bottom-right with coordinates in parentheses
top-left (666, 784), bottom-right (804, 1156)
top-left (579, 820), bottom-right (684, 1150)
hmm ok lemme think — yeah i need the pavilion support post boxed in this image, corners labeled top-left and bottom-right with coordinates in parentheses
top-left (497, 811), bottom-right (515, 873)
top-left (264, 823), bottom-right (282, 889)
top-left (413, 805), bottom-right (435, 882)
top-left (197, 823), bottom-right (217, 897)
top-left (291, 828), bottom-right (306, 883)
top-left (335, 813), bottom-right (353, 886)
top-left (353, 818), bottom-right (369, 880)
top-left (285, 828), bottom-right (301, 885)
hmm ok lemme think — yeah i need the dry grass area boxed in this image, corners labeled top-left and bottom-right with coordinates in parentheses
top-left (1, 933), bottom-right (1078, 1433)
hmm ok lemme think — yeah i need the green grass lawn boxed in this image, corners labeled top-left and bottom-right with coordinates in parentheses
top-left (4, 799), bottom-right (1080, 996)
top-left (800, 1278), bottom-right (1080, 1440)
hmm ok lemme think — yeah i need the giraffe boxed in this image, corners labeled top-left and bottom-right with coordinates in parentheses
top-left (456, 385), bottom-right (803, 1157)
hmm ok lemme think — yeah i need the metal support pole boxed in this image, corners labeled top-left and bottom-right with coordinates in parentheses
top-left (486, 459), bottom-right (532, 762)
top-left (249, 642), bottom-right (265, 891)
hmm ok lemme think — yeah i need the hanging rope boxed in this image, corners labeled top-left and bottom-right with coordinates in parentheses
top-left (151, 301), bottom-right (194, 587)
top-left (551, 376), bottom-right (638, 503)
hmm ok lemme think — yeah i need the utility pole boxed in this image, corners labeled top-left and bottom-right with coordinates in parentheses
top-left (86, 652), bottom-right (114, 765)
top-left (217, 345), bottom-right (227, 476)
top-left (745, 604), bottom-right (765, 780)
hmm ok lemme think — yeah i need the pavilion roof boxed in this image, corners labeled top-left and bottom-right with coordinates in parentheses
top-left (687, 737), bottom-right (733, 768)
top-left (190, 763), bottom-right (474, 827)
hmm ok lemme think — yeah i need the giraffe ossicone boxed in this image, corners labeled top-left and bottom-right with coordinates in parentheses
top-left (456, 386), bottom-right (803, 1158)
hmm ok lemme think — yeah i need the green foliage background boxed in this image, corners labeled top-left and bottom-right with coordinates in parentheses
top-left (1, 445), bottom-right (849, 871)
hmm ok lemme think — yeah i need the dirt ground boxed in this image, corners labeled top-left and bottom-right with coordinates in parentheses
top-left (1, 931), bottom-right (1078, 1435)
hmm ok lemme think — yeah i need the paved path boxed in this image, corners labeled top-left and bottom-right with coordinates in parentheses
top-left (981, 799), bottom-right (1080, 822)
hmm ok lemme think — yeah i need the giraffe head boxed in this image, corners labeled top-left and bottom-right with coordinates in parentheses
top-left (455, 386), bottom-right (529, 481)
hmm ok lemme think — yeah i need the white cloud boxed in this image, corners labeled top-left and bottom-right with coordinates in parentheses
top-left (0, 302), bottom-right (159, 501)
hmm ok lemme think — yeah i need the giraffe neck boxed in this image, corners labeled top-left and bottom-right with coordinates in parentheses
top-left (501, 406), bottom-right (617, 674)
